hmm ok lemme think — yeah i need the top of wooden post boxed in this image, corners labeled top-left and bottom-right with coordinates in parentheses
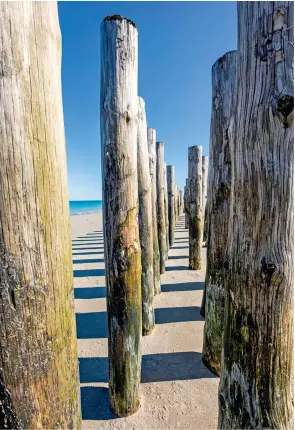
top-left (103, 15), bottom-right (137, 28)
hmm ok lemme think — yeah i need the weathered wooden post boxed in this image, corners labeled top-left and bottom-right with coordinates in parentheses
top-left (167, 165), bottom-right (175, 246)
top-left (184, 178), bottom-right (189, 229)
top-left (156, 142), bottom-right (167, 274)
top-left (147, 128), bottom-right (161, 295)
top-left (219, 2), bottom-right (294, 429)
top-left (201, 51), bottom-right (237, 376)
top-left (0, 3), bottom-right (81, 428)
top-left (180, 190), bottom-right (183, 213)
top-left (202, 155), bottom-right (208, 240)
top-left (163, 163), bottom-right (169, 258)
top-left (188, 146), bottom-right (203, 269)
top-left (101, 15), bottom-right (142, 416)
top-left (137, 97), bottom-right (155, 336)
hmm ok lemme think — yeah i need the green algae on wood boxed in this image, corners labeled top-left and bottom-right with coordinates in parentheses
top-left (147, 128), bottom-right (161, 295)
top-left (202, 50), bottom-right (237, 376)
top-left (219, 3), bottom-right (294, 428)
top-left (188, 146), bottom-right (203, 270)
top-left (101, 16), bottom-right (142, 416)
top-left (137, 97), bottom-right (155, 336)
top-left (0, 2), bottom-right (81, 428)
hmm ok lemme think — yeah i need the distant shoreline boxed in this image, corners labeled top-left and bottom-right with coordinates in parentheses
top-left (69, 200), bottom-right (102, 216)
top-left (70, 209), bottom-right (102, 216)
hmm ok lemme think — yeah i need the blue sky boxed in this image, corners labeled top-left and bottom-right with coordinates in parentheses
top-left (58, 1), bottom-right (237, 201)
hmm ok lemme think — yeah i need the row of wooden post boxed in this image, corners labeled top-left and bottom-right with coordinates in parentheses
top-left (0, 6), bottom-right (184, 426)
top-left (200, 2), bottom-right (293, 429)
top-left (101, 15), bottom-right (183, 417)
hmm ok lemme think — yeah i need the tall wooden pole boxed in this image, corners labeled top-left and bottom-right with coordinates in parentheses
top-left (219, 2), bottom-right (294, 428)
top-left (202, 156), bottom-right (208, 240)
top-left (0, 3), bottom-right (81, 428)
top-left (101, 15), bottom-right (142, 417)
top-left (184, 178), bottom-right (189, 229)
top-left (202, 51), bottom-right (237, 376)
top-left (163, 163), bottom-right (169, 259)
top-left (137, 97), bottom-right (155, 336)
top-left (188, 146), bottom-right (203, 270)
top-left (147, 128), bottom-right (161, 295)
top-left (167, 165), bottom-right (175, 246)
top-left (156, 142), bottom-right (166, 274)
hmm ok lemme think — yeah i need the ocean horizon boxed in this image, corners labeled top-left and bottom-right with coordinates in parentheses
top-left (69, 200), bottom-right (102, 215)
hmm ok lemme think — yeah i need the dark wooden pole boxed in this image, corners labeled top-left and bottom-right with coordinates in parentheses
top-left (202, 51), bottom-right (237, 376)
top-left (137, 97), bottom-right (155, 336)
top-left (156, 142), bottom-right (167, 274)
top-left (164, 163), bottom-right (169, 259)
top-left (184, 178), bottom-right (189, 229)
top-left (0, 3), bottom-right (81, 428)
top-left (188, 145), bottom-right (203, 270)
top-left (101, 15), bottom-right (142, 417)
top-left (219, 2), bottom-right (294, 428)
top-left (167, 165), bottom-right (175, 246)
top-left (147, 128), bottom-right (161, 295)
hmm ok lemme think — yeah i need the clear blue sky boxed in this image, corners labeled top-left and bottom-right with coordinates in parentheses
top-left (58, 1), bottom-right (237, 201)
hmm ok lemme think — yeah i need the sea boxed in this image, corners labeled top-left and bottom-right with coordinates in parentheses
top-left (69, 200), bottom-right (103, 215)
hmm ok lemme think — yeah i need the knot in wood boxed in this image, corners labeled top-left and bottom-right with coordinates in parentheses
top-left (277, 95), bottom-right (294, 124)
top-left (260, 257), bottom-right (276, 277)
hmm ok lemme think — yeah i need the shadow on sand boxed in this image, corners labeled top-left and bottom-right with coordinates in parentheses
top-left (161, 282), bottom-right (204, 292)
top-left (73, 268), bottom-right (105, 278)
top-left (80, 351), bottom-right (216, 420)
top-left (74, 287), bottom-right (106, 299)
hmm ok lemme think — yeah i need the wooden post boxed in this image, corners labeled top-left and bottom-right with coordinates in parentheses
top-left (202, 156), bottom-right (208, 240)
top-left (156, 142), bottom-right (167, 274)
top-left (179, 190), bottom-right (183, 215)
top-left (188, 146), bottom-right (203, 270)
top-left (184, 178), bottom-right (189, 229)
top-left (163, 163), bottom-right (169, 259)
top-left (201, 51), bottom-right (237, 376)
top-left (219, 2), bottom-right (294, 429)
top-left (101, 15), bottom-right (142, 417)
top-left (0, 3), bottom-right (81, 428)
top-left (175, 185), bottom-right (179, 221)
top-left (137, 97), bottom-right (155, 336)
top-left (167, 165), bottom-right (175, 246)
top-left (147, 128), bottom-right (161, 295)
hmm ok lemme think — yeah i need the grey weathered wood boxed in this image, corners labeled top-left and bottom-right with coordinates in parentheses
top-left (201, 51), bottom-right (237, 376)
top-left (167, 165), bottom-right (175, 246)
top-left (163, 163), bottom-right (169, 259)
top-left (137, 97), bottom-right (155, 336)
top-left (188, 146), bottom-right (203, 269)
top-left (219, 3), bottom-right (294, 429)
top-left (202, 155), bottom-right (209, 240)
top-left (0, 2), bottom-right (81, 428)
top-left (184, 178), bottom-right (189, 229)
top-left (156, 142), bottom-right (167, 274)
top-left (147, 128), bottom-right (161, 295)
top-left (101, 15), bottom-right (142, 417)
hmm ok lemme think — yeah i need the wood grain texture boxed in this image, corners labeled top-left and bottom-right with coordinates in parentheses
top-left (156, 142), bottom-right (167, 275)
top-left (184, 179), bottom-right (189, 229)
top-left (137, 97), bottom-right (155, 336)
top-left (147, 128), bottom-right (161, 295)
top-left (163, 163), bottom-right (169, 259)
top-left (167, 165), bottom-right (175, 246)
top-left (100, 15), bottom-right (142, 417)
top-left (202, 156), bottom-right (209, 240)
top-left (188, 146), bottom-right (203, 270)
top-left (0, 2), bottom-right (81, 428)
top-left (219, 2), bottom-right (294, 428)
top-left (202, 50), bottom-right (237, 377)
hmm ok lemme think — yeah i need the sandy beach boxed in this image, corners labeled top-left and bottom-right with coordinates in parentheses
top-left (71, 211), bottom-right (219, 429)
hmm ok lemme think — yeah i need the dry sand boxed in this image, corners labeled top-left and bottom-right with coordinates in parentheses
top-left (71, 211), bottom-right (219, 429)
